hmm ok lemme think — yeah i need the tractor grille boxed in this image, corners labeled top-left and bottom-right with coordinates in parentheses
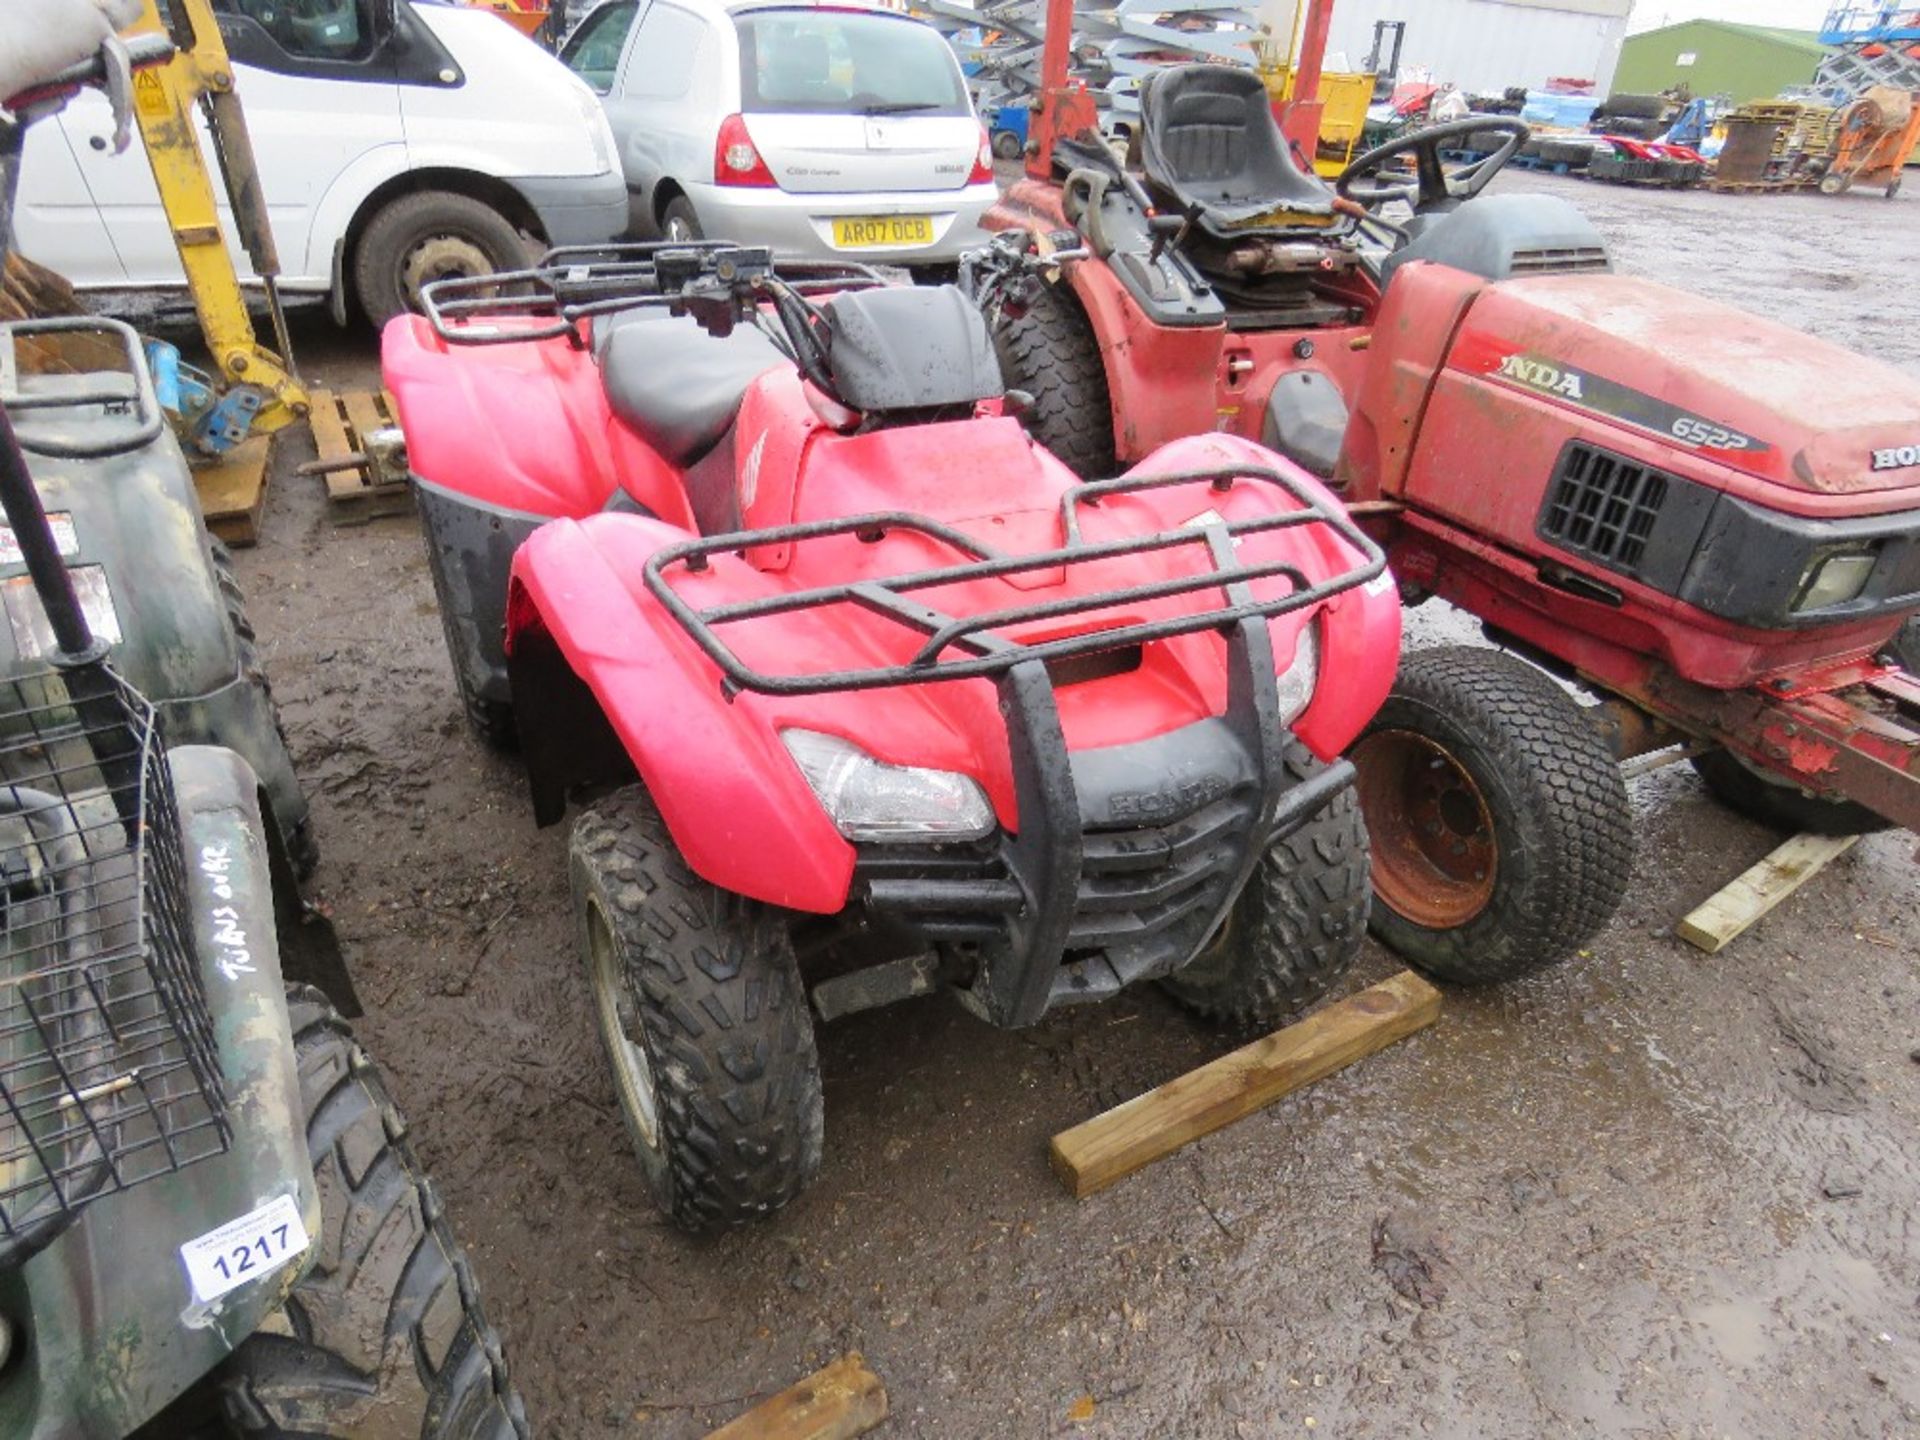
top-left (1540, 443), bottom-right (1672, 575)
top-left (1510, 245), bottom-right (1611, 275)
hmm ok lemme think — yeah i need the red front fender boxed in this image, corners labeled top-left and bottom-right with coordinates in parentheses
top-left (505, 516), bottom-right (857, 914)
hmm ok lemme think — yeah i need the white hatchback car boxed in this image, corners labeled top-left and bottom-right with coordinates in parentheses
top-left (560, 0), bottom-right (999, 277)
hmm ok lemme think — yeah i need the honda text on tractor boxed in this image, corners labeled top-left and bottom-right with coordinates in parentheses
top-left (382, 241), bottom-right (1402, 1227)
top-left (982, 57), bottom-right (1920, 987)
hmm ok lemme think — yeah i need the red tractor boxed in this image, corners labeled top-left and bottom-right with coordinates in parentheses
top-left (384, 244), bottom-right (1402, 1226)
top-left (983, 59), bottom-right (1920, 986)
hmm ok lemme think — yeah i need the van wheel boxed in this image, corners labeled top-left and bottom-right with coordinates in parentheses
top-left (661, 196), bottom-right (703, 242)
top-left (354, 191), bottom-right (532, 328)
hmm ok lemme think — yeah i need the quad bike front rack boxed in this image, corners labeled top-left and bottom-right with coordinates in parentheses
top-left (646, 465), bottom-right (1385, 695)
top-left (628, 463), bottom-right (1386, 1027)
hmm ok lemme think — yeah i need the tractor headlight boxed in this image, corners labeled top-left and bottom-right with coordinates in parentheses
top-left (1794, 551), bottom-right (1877, 613)
top-left (782, 730), bottom-right (996, 844)
top-left (1275, 621), bottom-right (1320, 725)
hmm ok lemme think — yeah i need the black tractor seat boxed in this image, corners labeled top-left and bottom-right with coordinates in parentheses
top-left (597, 310), bottom-right (786, 469)
top-left (1138, 64), bottom-right (1344, 240)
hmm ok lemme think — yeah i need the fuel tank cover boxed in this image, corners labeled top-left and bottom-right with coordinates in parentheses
top-left (1261, 371), bottom-right (1349, 479)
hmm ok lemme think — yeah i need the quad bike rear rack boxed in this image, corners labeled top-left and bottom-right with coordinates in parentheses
top-left (419, 241), bottom-right (888, 347)
top-left (627, 463), bottom-right (1386, 1027)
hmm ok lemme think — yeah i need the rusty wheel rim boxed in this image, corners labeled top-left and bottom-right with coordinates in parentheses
top-left (1353, 729), bottom-right (1498, 929)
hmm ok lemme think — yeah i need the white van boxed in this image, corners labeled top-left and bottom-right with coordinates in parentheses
top-left (13, 0), bottom-right (626, 326)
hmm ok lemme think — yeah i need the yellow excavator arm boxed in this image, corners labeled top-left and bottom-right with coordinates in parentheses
top-left (126, 0), bottom-right (307, 432)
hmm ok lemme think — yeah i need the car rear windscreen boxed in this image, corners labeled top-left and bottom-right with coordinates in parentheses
top-left (735, 9), bottom-right (970, 116)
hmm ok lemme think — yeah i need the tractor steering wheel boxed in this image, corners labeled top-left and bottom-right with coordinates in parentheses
top-left (1337, 118), bottom-right (1530, 214)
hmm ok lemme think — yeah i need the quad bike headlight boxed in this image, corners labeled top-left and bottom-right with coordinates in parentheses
top-left (781, 729), bottom-right (997, 844)
top-left (1275, 621), bottom-right (1320, 725)
top-left (1794, 551), bottom-right (1877, 614)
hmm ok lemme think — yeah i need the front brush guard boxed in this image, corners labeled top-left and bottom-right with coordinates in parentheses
top-left (644, 464), bottom-right (1384, 1026)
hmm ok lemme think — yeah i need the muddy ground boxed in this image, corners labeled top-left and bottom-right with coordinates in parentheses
top-left (215, 171), bottom-right (1920, 1438)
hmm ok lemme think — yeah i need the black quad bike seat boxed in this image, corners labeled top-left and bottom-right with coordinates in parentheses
top-left (1138, 64), bottom-right (1341, 238)
top-left (595, 285), bottom-right (1001, 470)
top-left (597, 311), bottom-right (785, 468)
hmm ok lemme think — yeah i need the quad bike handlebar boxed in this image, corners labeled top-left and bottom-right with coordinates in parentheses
top-left (1337, 117), bottom-right (1530, 213)
top-left (959, 231), bottom-right (1093, 321)
top-left (419, 240), bottom-right (889, 404)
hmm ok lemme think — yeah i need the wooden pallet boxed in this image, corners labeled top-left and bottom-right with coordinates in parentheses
top-left (1705, 178), bottom-right (1817, 194)
top-left (307, 387), bottom-right (412, 524)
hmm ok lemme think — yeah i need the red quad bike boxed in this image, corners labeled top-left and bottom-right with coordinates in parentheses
top-left (985, 63), bottom-right (1920, 986)
top-left (382, 244), bottom-right (1402, 1228)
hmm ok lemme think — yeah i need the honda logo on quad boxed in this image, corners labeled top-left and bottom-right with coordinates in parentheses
top-left (1496, 354), bottom-right (1587, 401)
top-left (1872, 445), bottom-right (1920, 472)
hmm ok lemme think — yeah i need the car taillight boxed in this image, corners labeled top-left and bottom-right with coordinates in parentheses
top-left (715, 114), bottom-right (778, 188)
top-left (968, 125), bottom-right (994, 183)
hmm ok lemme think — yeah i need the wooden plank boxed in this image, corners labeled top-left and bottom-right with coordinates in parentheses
top-left (1676, 832), bottom-right (1860, 955)
top-left (339, 387), bottom-right (389, 445)
top-left (1050, 971), bottom-right (1442, 1200)
top-left (195, 433), bottom-right (272, 548)
top-left (703, 1354), bottom-right (887, 1440)
top-left (307, 387), bottom-right (353, 463)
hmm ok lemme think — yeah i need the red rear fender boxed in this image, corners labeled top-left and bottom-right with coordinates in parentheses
top-left (380, 314), bottom-right (695, 527)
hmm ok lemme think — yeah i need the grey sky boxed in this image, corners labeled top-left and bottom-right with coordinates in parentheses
top-left (1626, 0), bottom-right (1833, 33)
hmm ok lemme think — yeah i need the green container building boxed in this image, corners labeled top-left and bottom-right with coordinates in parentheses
top-left (1614, 20), bottom-right (1834, 103)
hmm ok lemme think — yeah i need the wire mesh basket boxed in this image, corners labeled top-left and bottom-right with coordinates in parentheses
top-left (0, 668), bottom-right (226, 1260)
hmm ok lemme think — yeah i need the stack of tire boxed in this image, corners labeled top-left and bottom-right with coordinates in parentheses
top-left (1589, 92), bottom-right (1673, 140)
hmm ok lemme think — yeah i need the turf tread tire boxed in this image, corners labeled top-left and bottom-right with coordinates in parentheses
top-left (220, 987), bottom-right (528, 1440)
top-left (990, 278), bottom-right (1117, 480)
top-left (1361, 646), bottom-right (1633, 985)
top-left (1689, 748), bottom-right (1892, 837)
top-left (1161, 739), bottom-right (1369, 1027)
top-left (570, 788), bottom-right (824, 1230)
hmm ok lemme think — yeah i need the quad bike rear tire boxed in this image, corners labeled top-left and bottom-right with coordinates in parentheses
top-left (570, 787), bottom-right (824, 1230)
top-left (990, 276), bottom-right (1117, 481)
top-left (1352, 647), bottom-right (1634, 986)
top-left (1689, 748), bottom-right (1893, 837)
top-left (1160, 739), bottom-right (1369, 1028)
top-left (219, 987), bottom-right (528, 1439)
top-left (210, 538), bottom-right (319, 880)
top-left (354, 191), bottom-right (531, 329)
